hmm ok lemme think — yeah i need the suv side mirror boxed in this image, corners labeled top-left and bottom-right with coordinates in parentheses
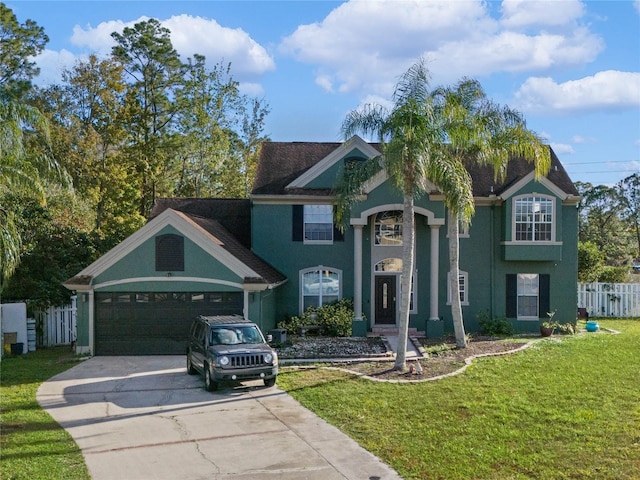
top-left (266, 334), bottom-right (273, 343)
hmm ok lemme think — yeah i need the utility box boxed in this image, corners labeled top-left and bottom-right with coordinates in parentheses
top-left (270, 328), bottom-right (287, 343)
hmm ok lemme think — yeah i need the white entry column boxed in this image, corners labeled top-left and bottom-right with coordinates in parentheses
top-left (430, 224), bottom-right (440, 320)
top-left (353, 225), bottom-right (363, 321)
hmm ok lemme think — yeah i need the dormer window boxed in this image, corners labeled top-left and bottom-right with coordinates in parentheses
top-left (513, 195), bottom-right (554, 242)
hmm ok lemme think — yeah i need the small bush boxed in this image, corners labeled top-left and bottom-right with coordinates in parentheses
top-left (555, 322), bottom-right (576, 335)
top-left (477, 310), bottom-right (514, 336)
top-left (277, 298), bottom-right (355, 337)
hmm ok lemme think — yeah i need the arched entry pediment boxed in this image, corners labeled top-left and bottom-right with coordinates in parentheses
top-left (349, 203), bottom-right (445, 226)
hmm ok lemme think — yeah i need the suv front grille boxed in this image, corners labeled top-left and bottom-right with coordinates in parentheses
top-left (229, 354), bottom-right (267, 367)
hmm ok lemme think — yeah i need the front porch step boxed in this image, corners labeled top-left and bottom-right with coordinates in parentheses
top-left (370, 327), bottom-right (420, 336)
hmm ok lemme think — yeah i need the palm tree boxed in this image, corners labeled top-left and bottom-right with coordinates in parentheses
top-left (0, 99), bottom-right (65, 282)
top-left (337, 59), bottom-right (464, 371)
top-left (432, 78), bottom-right (550, 347)
top-left (336, 59), bottom-right (550, 370)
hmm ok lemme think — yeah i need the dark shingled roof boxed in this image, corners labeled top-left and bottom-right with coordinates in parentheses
top-left (252, 142), bottom-right (344, 195)
top-left (252, 141), bottom-right (578, 197)
top-left (183, 213), bottom-right (286, 286)
top-left (151, 198), bottom-right (251, 248)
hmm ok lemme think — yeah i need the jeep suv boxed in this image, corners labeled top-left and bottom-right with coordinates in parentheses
top-left (186, 315), bottom-right (278, 391)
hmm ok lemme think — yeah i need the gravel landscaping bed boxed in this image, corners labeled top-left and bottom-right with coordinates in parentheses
top-left (277, 335), bottom-right (531, 381)
top-left (276, 335), bottom-right (388, 359)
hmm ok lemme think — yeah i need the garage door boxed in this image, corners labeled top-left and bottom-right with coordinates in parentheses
top-left (95, 292), bottom-right (243, 355)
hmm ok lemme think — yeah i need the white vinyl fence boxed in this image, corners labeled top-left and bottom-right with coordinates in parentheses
top-left (577, 283), bottom-right (640, 318)
top-left (38, 295), bottom-right (77, 347)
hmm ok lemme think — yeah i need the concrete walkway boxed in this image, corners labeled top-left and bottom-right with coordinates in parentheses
top-left (383, 335), bottom-right (422, 359)
top-left (37, 356), bottom-right (403, 480)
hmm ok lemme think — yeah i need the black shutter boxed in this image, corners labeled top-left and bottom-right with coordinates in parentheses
top-left (333, 224), bottom-right (344, 242)
top-left (539, 274), bottom-right (550, 318)
top-left (506, 274), bottom-right (517, 318)
top-left (292, 205), bottom-right (303, 241)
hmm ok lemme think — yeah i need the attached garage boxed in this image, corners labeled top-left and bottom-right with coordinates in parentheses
top-left (94, 291), bottom-right (243, 355)
top-left (65, 202), bottom-right (286, 356)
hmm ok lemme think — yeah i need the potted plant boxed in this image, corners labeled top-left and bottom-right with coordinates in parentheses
top-left (540, 310), bottom-right (557, 337)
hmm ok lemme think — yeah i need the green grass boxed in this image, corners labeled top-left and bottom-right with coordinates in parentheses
top-left (1, 322), bottom-right (639, 480)
top-left (0, 347), bottom-right (90, 480)
top-left (278, 319), bottom-right (640, 480)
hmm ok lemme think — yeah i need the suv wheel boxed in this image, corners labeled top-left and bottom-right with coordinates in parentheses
top-left (204, 364), bottom-right (218, 392)
top-left (186, 352), bottom-right (196, 375)
top-left (263, 377), bottom-right (276, 388)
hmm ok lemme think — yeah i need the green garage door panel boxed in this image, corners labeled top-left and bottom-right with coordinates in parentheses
top-left (95, 292), bottom-right (243, 355)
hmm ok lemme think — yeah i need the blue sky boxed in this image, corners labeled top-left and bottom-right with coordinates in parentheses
top-left (7, 0), bottom-right (640, 186)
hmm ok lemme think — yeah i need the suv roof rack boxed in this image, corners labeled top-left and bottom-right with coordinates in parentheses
top-left (198, 314), bottom-right (252, 325)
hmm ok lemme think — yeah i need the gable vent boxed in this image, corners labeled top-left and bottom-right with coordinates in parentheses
top-left (156, 234), bottom-right (184, 271)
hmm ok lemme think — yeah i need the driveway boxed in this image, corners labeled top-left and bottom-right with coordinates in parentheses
top-left (36, 356), bottom-right (402, 480)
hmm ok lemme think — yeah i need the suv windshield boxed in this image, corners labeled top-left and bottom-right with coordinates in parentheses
top-left (210, 326), bottom-right (262, 345)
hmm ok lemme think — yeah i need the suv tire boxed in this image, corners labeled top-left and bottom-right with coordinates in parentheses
top-left (204, 363), bottom-right (218, 391)
top-left (263, 377), bottom-right (276, 388)
top-left (186, 352), bottom-right (197, 375)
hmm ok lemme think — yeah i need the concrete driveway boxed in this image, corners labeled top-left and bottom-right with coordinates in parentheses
top-left (36, 356), bottom-right (402, 480)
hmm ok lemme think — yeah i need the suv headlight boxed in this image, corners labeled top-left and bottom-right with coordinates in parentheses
top-left (218, 355), bottom-right (229, 366)
top-left (264, 352), bottom-right (277, 364)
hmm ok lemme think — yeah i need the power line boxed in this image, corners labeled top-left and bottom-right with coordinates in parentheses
top-left (563, 160), bottom-right (639, 166)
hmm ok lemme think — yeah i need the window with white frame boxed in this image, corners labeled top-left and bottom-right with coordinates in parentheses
top-left (301, 267), bottom-right (341, 311)
top-left (303, 205), bottom-right (334, 242)
top-left (375, 211), bottom-right (403, 245)
top-left (514, 195), bottom-right (553, 241)
top-left (447, 270), bottom-right (469, 305)
top-left (517, 273), bottom-right (539, 319)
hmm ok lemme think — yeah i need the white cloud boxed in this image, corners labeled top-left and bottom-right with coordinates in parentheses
top-left (32, 49), bottom-right (79, 86)
top-left (515, 71), bottom-right (640, 114)
top-left (162, 15), bottom-right (274, 77)
top-left (635, 0), bottom-right (640, 14)
top-left (550, 143), bottom-right (575, 155)
top-left (500, 0), bottom-right (585, 29)
top-left (39, 14), bottom-right (274, 85)
top-left (71, 19), bottom-right (131, 55)
top-left (279, 0), bottom-right (602, 99)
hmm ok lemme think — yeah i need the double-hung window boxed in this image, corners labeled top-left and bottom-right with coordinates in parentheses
top-left (447, 270), bottom-right (469, 305)
top-left (506, 273), bottom-right (549, 320)
top-left (304, 205), bottom-right (333, 243)
top-left (514, 195), bottom-right (554, 241)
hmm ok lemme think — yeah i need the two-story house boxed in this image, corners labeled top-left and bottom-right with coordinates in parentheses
top-left (65, 136), bottom-right (579, 355)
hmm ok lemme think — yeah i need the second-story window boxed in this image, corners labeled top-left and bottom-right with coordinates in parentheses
top-left (375, 211), bottom-right (403, 246)
top-left (514, 195), bottom-right (554, 242)
top-left (304, 205), bottom-right (333, 243)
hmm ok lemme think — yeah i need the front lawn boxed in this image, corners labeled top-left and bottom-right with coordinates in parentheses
top-left (278, 319), bottom-right (640, 480)
top-left (0, 347), bottom-right (90, 480)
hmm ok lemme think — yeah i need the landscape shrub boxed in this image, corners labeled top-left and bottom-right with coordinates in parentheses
top-left (477, 310), bottom-right (514, 336)
top-left (278, 298), bottom-right (355, 337)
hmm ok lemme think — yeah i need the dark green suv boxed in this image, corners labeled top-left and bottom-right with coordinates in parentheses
top-left (186, 315), bottom-right (278, 391)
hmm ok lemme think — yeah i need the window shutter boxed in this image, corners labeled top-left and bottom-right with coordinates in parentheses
top-left (332, 206), bottom-right (344, 241)
top-left (506, 274), bottom-right (517, 318)
top-left (539, 274), bottom-right (550, 318)
top-left (292, 205), bottom-right (303, 241)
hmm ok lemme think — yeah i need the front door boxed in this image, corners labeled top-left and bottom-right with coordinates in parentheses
top-left (375, 275), bottom-right (396, 325)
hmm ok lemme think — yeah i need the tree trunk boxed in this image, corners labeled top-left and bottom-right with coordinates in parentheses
top-left (448, 210), bottom-right (467, 348)
top-left (394, 194), bottom-right (415, 371)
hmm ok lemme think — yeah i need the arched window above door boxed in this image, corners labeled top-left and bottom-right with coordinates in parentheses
top-left (374, 258), bottom-right (402, 272)
top-left (375, 211), bottom-right (403, 246)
